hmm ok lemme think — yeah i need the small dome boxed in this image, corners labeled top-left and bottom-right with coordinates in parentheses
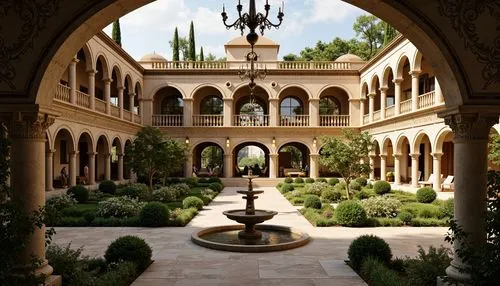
top-left (225, 36), bottom-right (278, 47)
top-left (335, 53), bottom-right (364, 62)
top-left (140, 52), bottom-right (167, 62)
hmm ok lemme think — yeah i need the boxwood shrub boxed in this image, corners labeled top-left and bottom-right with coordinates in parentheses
top-left (335, 200), bottom-right (367, 227)
top-left (348, 234), bottom-right (392, 271)
top-left (294, 177), bottom-right (304, 184)
top-left (416, 187), bottom-right (437, 203)
top-left (182, 196), bottom-right (204, 210)
top-left (104, 235), bottom-right (152, 271)
top-left (208, 182), bottom-right (223, 192)
top-left (66, 185), bottom-right (89, 203)
top-left (304, 195), bottom-right (322, 209)
top-left (139, 202), bottom-right (170, 227)
top-left (328, 178), bottom-right (340, 186)
top-left (99, 180), bottom-right (117, 195)
top-left (355, 177), bottom-right (368, 187)
top-left (321, 189), bottom-right (341, 203)
top-left (284, 177), bottom-right (294, 184)
top-left (280, 183), bottom-right (294, 193)
top-left (373, 181), bottom-right (391, 195)
top-left (305, 178), bottom-right (315, 183)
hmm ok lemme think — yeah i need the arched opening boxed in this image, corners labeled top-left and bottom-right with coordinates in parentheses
top-left (53, 129), bottom-right (75, 188)
top-left (124, 140), bottom-right (132, 180)
top-left (382, 67), bottom-right (396, 114)
top-left (396, 136), bottom-right (411, 183)
top-left (75, 48), bottom-right (92, 101)
top-left (94, 56), bottom-right (109, 107)
top-left (233, 86), bottom-right (270, 126)
top-left (382, 138), bottom-right (394, 181)
top-left (414, 133), bottom-right (433, 182)
top-left (371, 75), bottom-right (381, 119)
top-left (193, 86), bottom-right (224, 127)
top-left (96, 135), bottom-right (110, 181)
top-left (319, 86), bottom-right (350, 126)
top-left (110, 66), bottom-right (122, 113)
top-left (111, 138), bottom-right (122, 180)
top-left (124, 75), bottom-right (132, 113)
top-left (233, 142), bottom-right (270, 177)
top-left (397, 56), bottom-right (412, 109)
top-left (279, 87), bottom-right (309, 126)
top-left (153, 86), bottom-right (184, 126)
top-left (371, 140), bottom-right (381, 179)
top-left (435, 130), bottom-right (455, 185)
top-left (193, 143), bottom-right (224, 177)
top-left (77, 132), bottom-right (93, 185)
top-left (278, 143), bottom-right (310, 178)
top-left (134, 82), bottom-right (142, 115)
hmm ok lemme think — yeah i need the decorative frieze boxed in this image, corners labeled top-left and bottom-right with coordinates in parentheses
top-left (6, 112), bottom-right (55, 140)
top-left (444, 113), bottom-right (498, 141)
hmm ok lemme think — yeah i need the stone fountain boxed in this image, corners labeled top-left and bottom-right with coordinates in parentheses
top-left (191, 171), bottom-right (310, 252)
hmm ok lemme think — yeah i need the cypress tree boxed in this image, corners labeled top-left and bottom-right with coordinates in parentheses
top-left (173, 27), bottom-right (180, 62)
top-left (383, 22), bottom-right (397, 47)
top-left (188, 21), bottom-right (196, 61)
top-left (199, 47), bottom-right (204, 62)
top-left (112, 19), bottom-right (122, 47)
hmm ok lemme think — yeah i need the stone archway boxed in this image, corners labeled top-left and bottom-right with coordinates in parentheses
top-left (233, 142), bottom-right (270, 178)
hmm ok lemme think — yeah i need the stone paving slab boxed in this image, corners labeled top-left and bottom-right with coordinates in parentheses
top-left (52, 187), bottom-right (451, 286)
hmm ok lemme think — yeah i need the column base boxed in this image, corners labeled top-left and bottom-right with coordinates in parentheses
top-left (45, 275), bottom-right (62, 286)
top-left (445, 262), bottom-right (470, 284)
top-left (45, 188), bottom-right (54, 192)
top-left (437, 275), bottom-right (467, 286)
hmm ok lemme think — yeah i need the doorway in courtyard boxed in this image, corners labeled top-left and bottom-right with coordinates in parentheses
top-left (233, 142), bottom-right (270, 177)
top-left (193, 142), bottom-right (224, 177)
top-left (278, 143), bottom-right (310, 178)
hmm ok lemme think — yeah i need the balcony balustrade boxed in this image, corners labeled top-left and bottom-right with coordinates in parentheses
top-left (373, 110), bottom-right (381, 121)
top-left (280, 115), bottom-right (310, 127)
top-left (418, 91), bottom-right (435, 109)
top-left (95, 98), bottom-right (106, 113)
top-left (385, 105), bottom-right (395, 118)
top-left (152, 114), bottom-right (183, 127)
top-left (400, 99), bottom-right (412, 114)
top-left (363, 114), bottom-right (370, 125)
top-left (134, 114), bottom-right (142, 124)
top-left (110, 105), bottom-right (120, 117)
top-left (234, 114), bottom-right (269, 127)
top-left (320, 115), bottom-right (350, 127)
top-left (55, 84), bottom-right (70, 102)
top-left (76, 90), bottom-right (90, 108)
top-left (123, 110), bottom-right (132, 122)
top-left (193, 115), bottom-right (223, 127)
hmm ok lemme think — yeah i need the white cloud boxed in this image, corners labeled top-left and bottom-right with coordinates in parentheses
top-left (306, 0), bottom-right (359, 23)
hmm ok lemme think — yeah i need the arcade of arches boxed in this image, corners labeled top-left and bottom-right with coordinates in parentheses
top-left (0, 0), bottom-right (500, 284)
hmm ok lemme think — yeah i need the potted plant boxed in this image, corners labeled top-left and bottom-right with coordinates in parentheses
top-left (386, 171), bottom-right (394, 182)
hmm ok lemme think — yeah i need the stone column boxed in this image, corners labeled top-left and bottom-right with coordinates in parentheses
top-left (139, 97), bottom-right (144, 125)
top-left (87, 69), bottom-right (96, 110)
top-left (45, 149), bottom-right (55, 192)
top-left (142, 99), bottom-right (153, 126)
top-left (369, 155), bottom-right (375, 180)
top-left (431, 152), bottom-right (443, 191)
top-left (69, 57), bottom-right (79, 104)
top-left (6, 112), bottom-right (56, 279)
top-left (88, 152), bottom-right (96, 185)
top-left (117, 153), bottom-right (124, 181)
top-left (104, 78), bottom-right (112, 115)
top-left (410, 153), bottom-right (420, 187)
top-left (380, 87), bottom-right (388, 120)
top-left (223, 98), bottom-right (233, 127)
top-left (393, 78), bottom-right (402, 115)
top-left (129, 93), bottom-right (136, 121)
top-left (359, 98), bottom-right (365, 125)
top-left (269, 99), bottom-right (279, 126)
top-left (69, 151), bottom-right (77, 187)
top-left (104, 153), bottom-right (111, 181)
top-left (410, 70), bottom-right (420, 112)
top-left (368, 93), bottom-right (375, 122)
top-left (185, 153), bottom-right (193, 178)
top-left (309, 154), bottom-right (319, 179)
top-left (393, 153), bottom-right (401, 185)
top-left (424, 142), bottom-right (432, 180)
top-left (269, 153), bottom-right (278, 178)
top-left (380, 154), bottom-right (387, 181)
top-left (443, 111), bottom-right (498, 282)
top-left (435, 78), bottom-right (444, 104)
top-left (118, 87), bottom-right (124, 119)
top-left (183, 99), bottom-right (193, 127)
top-left (309, 99), bottom-right (319, 127)
top-left (224, 154), bottom-right (232, 178)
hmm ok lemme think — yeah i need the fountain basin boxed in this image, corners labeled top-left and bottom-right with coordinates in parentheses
top-left (223, 209), bottom-right (277, 225)
top-left (191, 224), bottom-right (310, 252)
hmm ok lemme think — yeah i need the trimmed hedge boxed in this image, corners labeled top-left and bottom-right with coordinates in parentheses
top-left (335, 200), bottom-right (367, 226)
top-left (182, 196), bottom-right (204, 210)
top-left (105, 235), bottom-right (152, 271)
top-left (355, 177), bottom-right (368, 187)
top-left (304, 195), bottom-right (322, 209)
top-left (373, 181), bottom-right (391, 195)
top-left (294, 177), bottom-right (304, 184)
top-left (139, 202), bottom-right (169, 227)
top-left (280, 183), bottom-right (295, 193)
top-left (284, 177), bottom-right (294, 184)
top-left (305, 178), bottom-right (315, 183)
top-left (67, 185), bottom-right (89, 203)
top-left (348, 234), bottom-right (392, 271)
top-left (416, 187), bottom-right (437, 203)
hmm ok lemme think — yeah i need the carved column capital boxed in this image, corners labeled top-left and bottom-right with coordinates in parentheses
top-left (4, 112), bottom-right (55, 140)
top-left (409, 70), bottom-right (421, 78)
top-left (393, 153), bottom-right (402, 159)
top-left (379, 87), bottom-right (389, 93)
top-left (444, 112), bottom-right (498, 141)
top-left (392, 78), bottom-right (403, 85)
top-left (410, 153), bottom-right (420, 160)
top-left (431, 152), bottom-right (443, 159)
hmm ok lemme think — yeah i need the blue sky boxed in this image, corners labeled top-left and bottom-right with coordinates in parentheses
top-left (104, 0), bottom-right (367, 61)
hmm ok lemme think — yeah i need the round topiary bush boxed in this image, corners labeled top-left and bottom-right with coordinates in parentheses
top-left (398, 211), bottom-right (414, 225)
top-left (305, 178), bottom-right (315, 184)
top-left (208, 182), bottom-right (223, 192)
top-left (182, 196), bottom-right (204, 210)
top-left (366, 183), bottom-right (373, 189)
top-left (349, 181), bottom-right (362, 191)
top-left (139, 202), bottom-right (170, 227)
top-left (416, 187), bottom-right (437, 203)
top-left (321, 189), bottom-right (342, 203)
top-left (66, 185), bottom-right (89, 203)
top-left (328, 178), bottom-right (340, 186)
top-left (104, 235), bottom-right (152, 271)
top-left (284, 177), bottom-right (294, 184)
top-left (304, 195), bottom-right (322, 209)
top-left (316, 178), bottom-right (327, 183)
top-left (294, 177), bottom-right (304, 184)
top-left (355, 177), bottom-right (368, 187)
top-left (347, 234), bottom-right (392, 271)
top-left (354, 190), bottom-right (370, 200)
top-left (335, 200), bottom-right (367, 227)
top-left (280, 183), bottom-right (294, 193)
top-left (118, 184), bottom-right (149, 200)
top-left (373, 181), bottom-right (391, 195)
top-left (99, 180), bottom-right (117, 195)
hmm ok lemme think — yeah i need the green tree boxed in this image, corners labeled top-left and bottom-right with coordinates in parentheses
top-left (382, 22), bottom-right (398, 47)
top-left (178, 37), bottom-right (189, 61)
top-left (201, 146), bottom-right (223, 170)
top-left (160, 139), bottom-right (187, 185)
top-left (171, 27), bottom-right (180, 62)
top-left (112, 19), bottom-right (122, 47)
top-left (489, 134), bottom-right (500, 166)
top-left (283, 53), bottom-right (299, 61)
top-left (199, 47), bottom-right (204, 61)
top-left (320, 131), bottom-right (373, 199)
top-left (353, 15), bottom-right (384, 58)
top-left (125, 127), bottom-right (186, 191)
top-left (0, 123), bottom-right (9, 202)
top-left (188, 21), bottom-right (196, 61)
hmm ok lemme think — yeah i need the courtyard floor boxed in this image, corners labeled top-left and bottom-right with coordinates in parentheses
top-left (53, 187), bottom-right (450, 286)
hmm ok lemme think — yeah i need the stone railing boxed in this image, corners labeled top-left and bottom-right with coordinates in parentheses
top-left (400, 99), bottom-right (412, 114)
top-left (373, 110), bottom-right (381, 121)
top-left (143, 60), bottom-right (363, 71)
top-left (123, 110), bottom-right (132, 122)
top-left (76, 90), bottom-right (90, 108)
top-left (280, 115), bottom-right (310, 127)
top-left (193, 115), bottom-right (223, 127)
top-left (320, 115), bottom-right (350, 127)
top-left (385, 105), bottom-right (395, 118)
top-left (111, 105), bottom-right (120, 117)
top-left (363, 114), bottom-right (370, 125)
top-left (55, 83), bottom-right (70, 102)
top-left (95, 98), bottom-right (106, 113)
top-left (418, 91), bottom-right (435, 109)
top-left (234, 114), bottom-right (269, 127)
top-left (152, 114), bottom-right (183, 127)
top-left (134, 114), bottom-right (142, 124)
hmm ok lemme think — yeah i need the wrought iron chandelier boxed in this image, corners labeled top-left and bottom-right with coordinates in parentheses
top-left (221, 0), bottom-right (284, 109)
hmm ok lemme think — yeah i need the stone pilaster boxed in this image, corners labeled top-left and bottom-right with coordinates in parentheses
top-left (368, 93), bottom-right (375, 123)
top-left (269, 98), bottom-right (279, 127)
top-left (104, 153), bottom-right (111, 181)
top-left (69, 151), bottom-right (77, 187)
top-left (410, 153), bottom-right (420, 187)
top-left (393, 78), bottom-right (403, 115)
top-left (379, 87), bottom-right (388, 120)
top-left (309, 98), bottom-right (319, 127)
top-left (223, 98), bottom-right (233, 127)
top-left (380, 154), bottom-right (387, 181)
top-left (118, 86), bottom-right (124, 119)
top-left (410, 70), bottom-right (420, 112)
top-left (183, 98), bottom-right (193, 127)
top-left (431, 152), bottom-right (443, 191)
top-left (185, 152), bottom-right (193, 178)
top-left (269, 153), bottom-right (278, 178)
top-left (442, 111), bottom-right (499, 283)
top-left (45, 149), bottom-right (55, 192)
top-left (104, 78), bottom-right (112, 115)
top-left (87, 69), bottom-right (96, 110)
top-left (393, 153), bottom-right (402, 185)
top-left (223, 154), bottom-right (232, 178)
top-left (69, 57), bottom-right (79, 105)
top-left (117, 153), bottom-right (124, 181)
top-left (309, 153), bottom-right (319, 179)
top-left (359, 97), bottom-right (365, 125)
top-left (87, 152), bottom-right (96, 185)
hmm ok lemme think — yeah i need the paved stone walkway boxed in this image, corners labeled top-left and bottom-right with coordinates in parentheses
top-left (52, 187), bottom-right (450, 286)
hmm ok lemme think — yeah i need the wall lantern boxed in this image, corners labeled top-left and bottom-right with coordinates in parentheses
top-left (313, 137), bottom-right (317, 148)
top-left (185, 137), bottom-right (190, 144)
top-left (272, 137), bottom-right (276, 147)
top-left (226, 137), bottom-right (230, 148)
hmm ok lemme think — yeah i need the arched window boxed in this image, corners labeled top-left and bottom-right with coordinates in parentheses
top-left (201, 95), bottom-right (223, 115)
top-left (280, 97), bottom-right (303, 116)
top-left (319, 97), bottom-right (341, 115)
top-left (161, 96), bottom-right (183, 115)
top-left (239, 99), bottom-right (265, 115)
